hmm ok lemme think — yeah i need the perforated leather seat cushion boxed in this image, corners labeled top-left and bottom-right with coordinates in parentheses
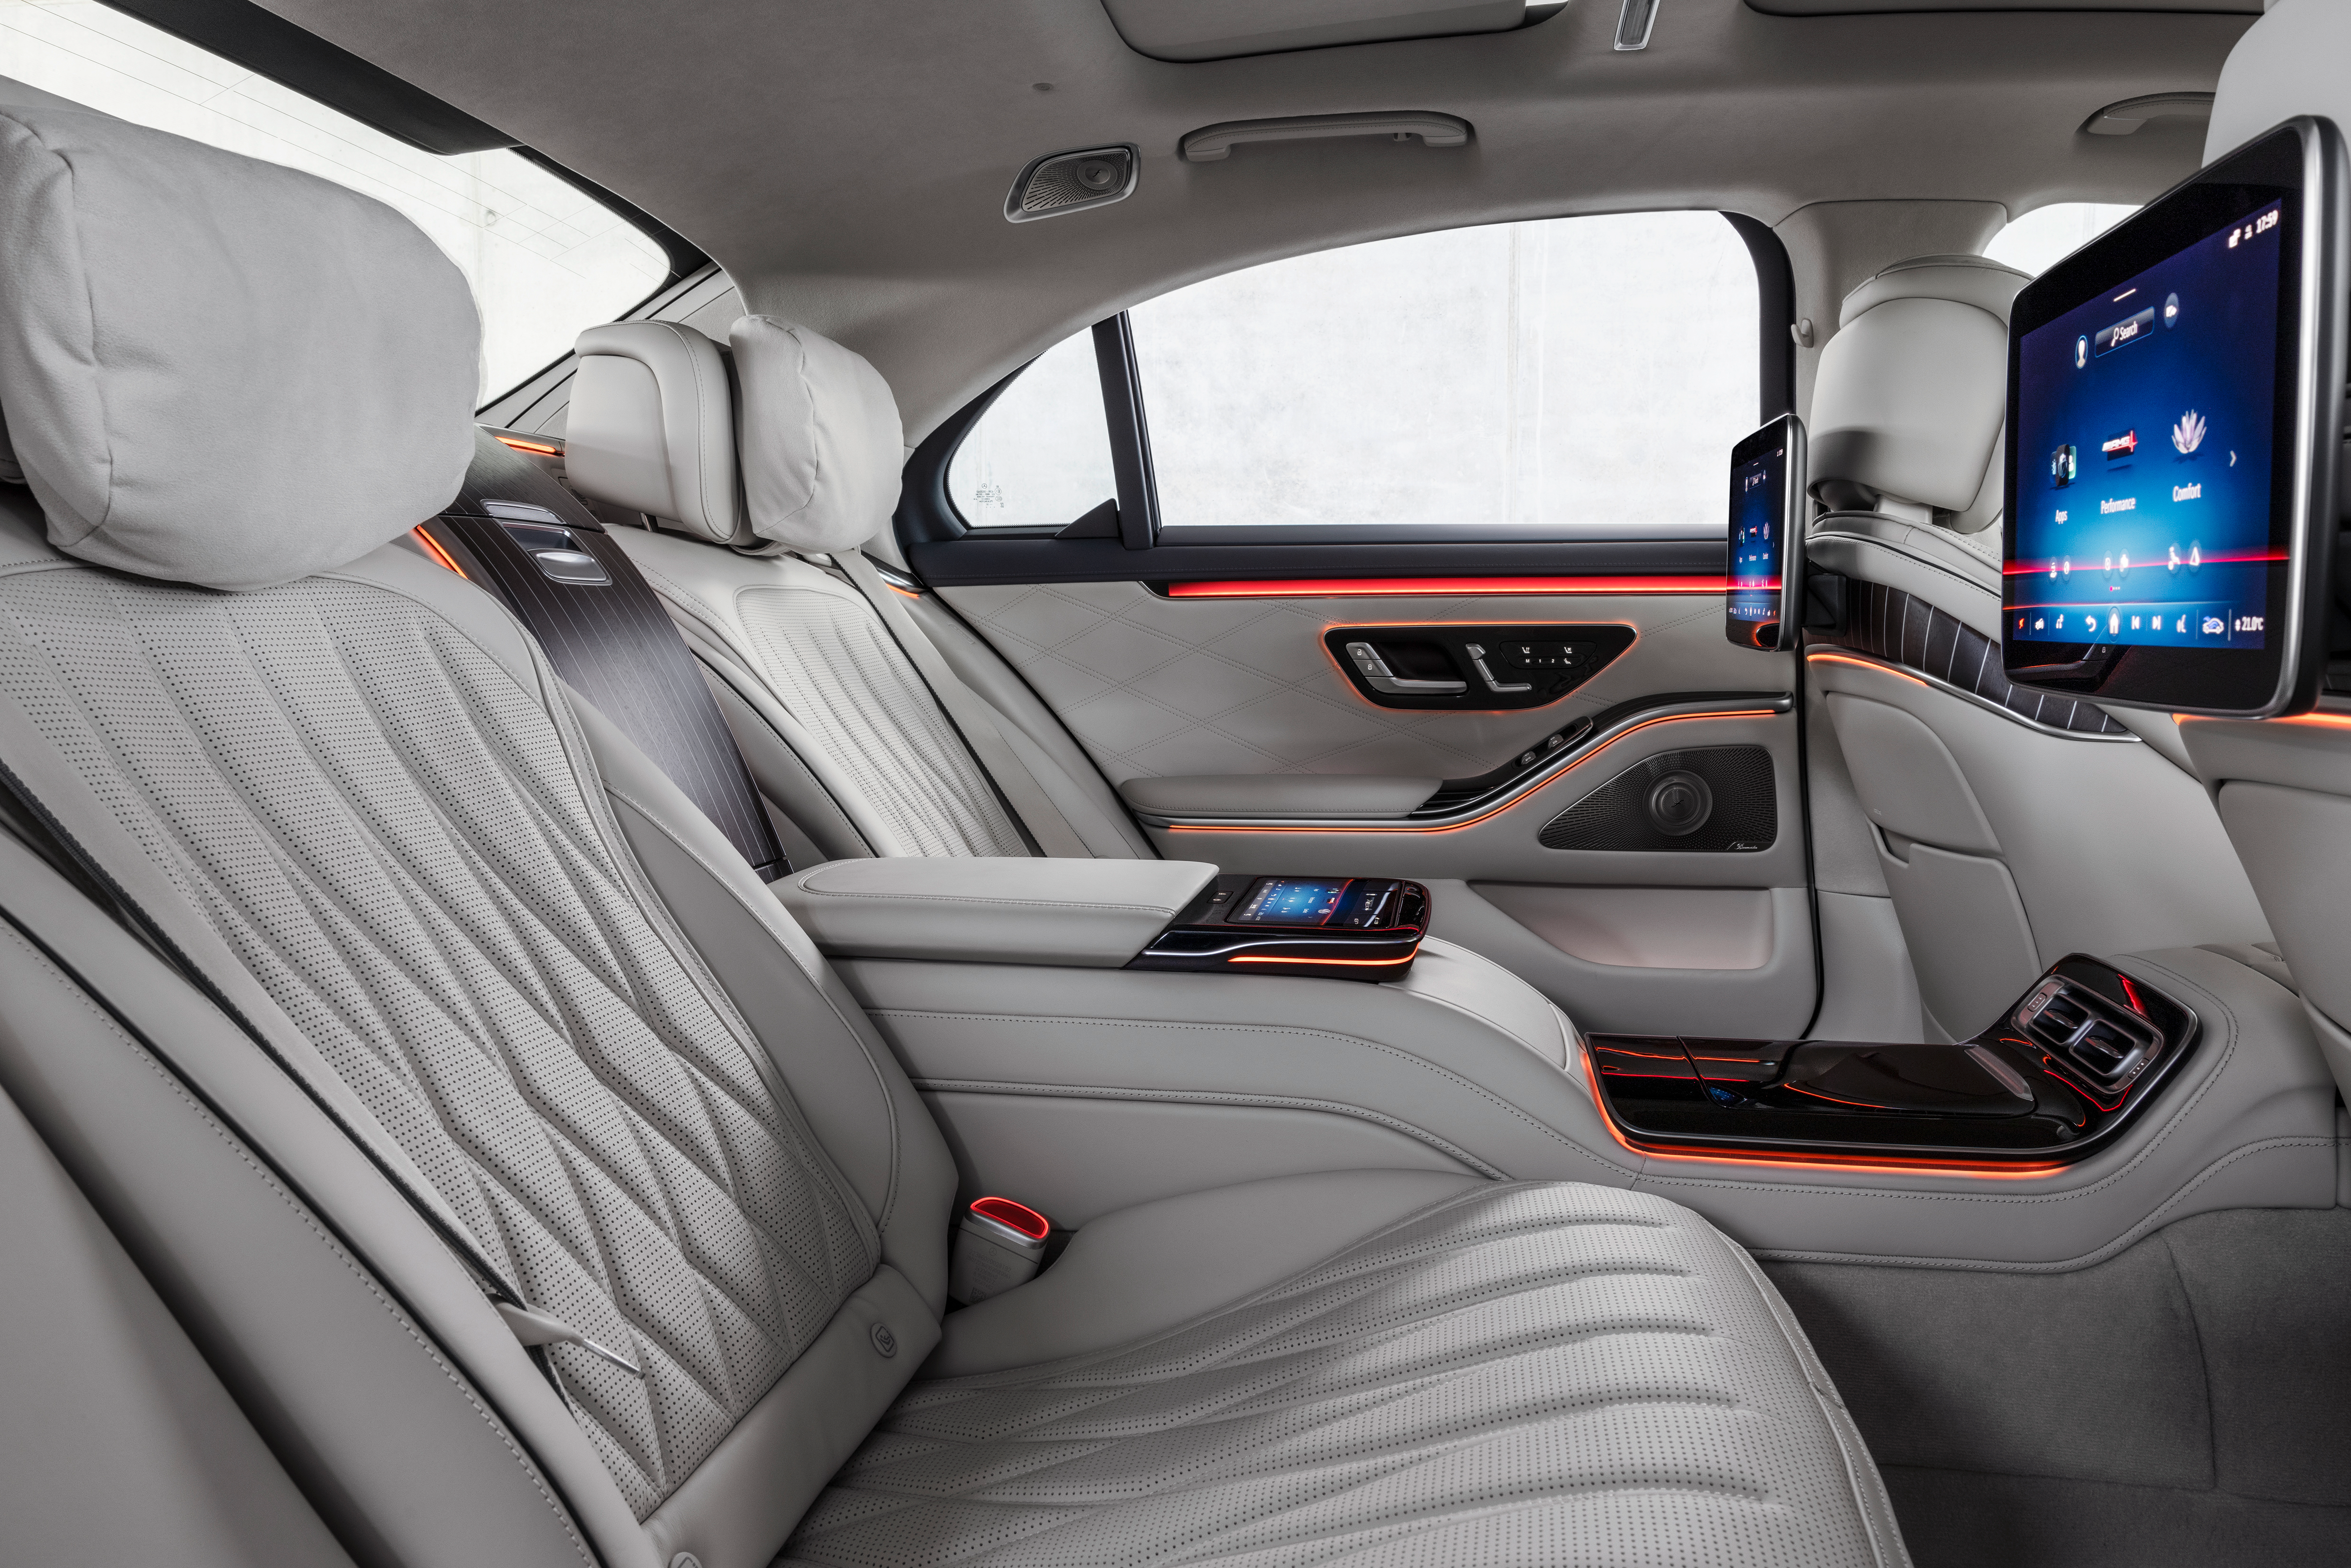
top-left (781, 1182), bottom-right (1906, 1568)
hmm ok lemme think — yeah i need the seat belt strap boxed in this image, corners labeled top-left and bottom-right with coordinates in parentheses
top-left (835, 550), bottom-right (1094, 859)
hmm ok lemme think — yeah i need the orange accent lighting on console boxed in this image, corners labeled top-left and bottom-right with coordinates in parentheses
top-left (1576, 1045), bottom-right (2067, 1179)
top-left (493, 433), bottom-right (563, 457)
top-left (411, 526), bottom-right (468, 580)
top-left (1168, 576), bottom-right (1729, 599)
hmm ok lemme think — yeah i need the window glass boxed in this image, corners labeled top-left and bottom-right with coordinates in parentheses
top-left (948, 329), bottom-right (1117, 529)
top-left (0, 1), bottom-right (670, 403)
top-left (1126, 212), bottom-right (1758, 537)
top-left (1983, 202), bottom-right (2139, 277)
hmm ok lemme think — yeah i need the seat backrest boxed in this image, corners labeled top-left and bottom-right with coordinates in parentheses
top-left (1803, 254), bottom-right (2270, 1036)
top-left (563, 318), bottom-right (1152, 861)
top-left (0, 98), bottom-right (955, 1568)
top-left (2182, 0), bottom-right (2351, 1100)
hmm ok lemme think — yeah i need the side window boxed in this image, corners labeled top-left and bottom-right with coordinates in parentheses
top-left (947, 330), bottom-right (1117, 529)
top-left (1983, 203), bottom-right (2140, 277)
top-left (0, 4), bottom-right (669, 403)
top-left (1127, 212), bottom-right (1758, 537)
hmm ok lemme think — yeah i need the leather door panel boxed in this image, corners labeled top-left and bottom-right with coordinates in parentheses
top-left (940, 579), bottom-right (1813, 1034)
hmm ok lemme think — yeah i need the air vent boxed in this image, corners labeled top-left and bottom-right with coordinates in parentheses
top-left (2012, 976), bottom-right (2164, 1091)
top-left (1005, 146), bottom-right (1136, 223)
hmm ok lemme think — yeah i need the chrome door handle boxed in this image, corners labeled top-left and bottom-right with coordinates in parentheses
top-left (1343, 641), bottom-right (1465, 696)
top-left (1464, 643), bottom-right (1532, 694)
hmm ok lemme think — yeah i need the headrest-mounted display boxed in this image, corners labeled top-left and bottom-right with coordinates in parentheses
top-left (1808, 254), bottom-right (2028, 516)
top-left (0, 104), bottom-right (478, 589)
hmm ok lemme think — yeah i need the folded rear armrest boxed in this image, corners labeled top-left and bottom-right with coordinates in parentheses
top-left (774, 857), bottom-right (1218, 966)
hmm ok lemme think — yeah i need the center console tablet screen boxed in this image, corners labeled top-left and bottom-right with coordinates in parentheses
top-left (2003, 118), bottom-right (2346, 715)
top-left (1231, 878), bottom-right (1351, 926)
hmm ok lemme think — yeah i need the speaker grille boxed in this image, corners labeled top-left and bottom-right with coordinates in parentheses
top-left (1539, 745), bottom-right (1776, 853)
top-left (1007, 147), bottom-right (1136, 221)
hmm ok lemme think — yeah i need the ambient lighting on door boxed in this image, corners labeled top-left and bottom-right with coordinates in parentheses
top-left (1166, 708), bottom-right (1781, 834)
top-left (1168, 577), bottom-right (1729, 599)
top-left (493, 433), bottom-right (563, 457)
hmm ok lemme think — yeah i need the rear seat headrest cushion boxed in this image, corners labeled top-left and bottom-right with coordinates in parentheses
top-left (565, 322), bottom-right (744, 544)
top-left (730, 315), bottom-right (903, 554)
top-left (1809, 255), bottom-right (2027, 514)
top-left (0, 105), bottom-right (478, 590)
top-left (2204, 0), bottom-right (2349, 169)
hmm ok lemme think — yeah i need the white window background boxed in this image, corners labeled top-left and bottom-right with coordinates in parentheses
top-left (1130, 211), bottom-right (1758, 538)
top-left (947, 330), bottom-right (1116, 530)
top-left (1984, 202), bottom-right (2140, 277)
top-left (0, 1), bottom-right (669, 403)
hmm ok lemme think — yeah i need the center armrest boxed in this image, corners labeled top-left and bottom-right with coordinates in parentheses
top-left (1118, 774), bottom-right (1438, 820)
top-left (774, 857), bottom-right (1220, 966)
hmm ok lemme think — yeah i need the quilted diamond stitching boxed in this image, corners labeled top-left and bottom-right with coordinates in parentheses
top-left (781, 1184), bottom-right (1890, 1568)
top-left (733, 584), bottom-right (1028, 857)
top-left (0, 569), bottom-right (876, 1517)
top-left (942, 584), bottom-right (1613, 783)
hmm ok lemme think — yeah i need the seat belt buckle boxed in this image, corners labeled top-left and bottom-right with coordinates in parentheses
top-left (950, 1196), bottom-right (1051, 1305)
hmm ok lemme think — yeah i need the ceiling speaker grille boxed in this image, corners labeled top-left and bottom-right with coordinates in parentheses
top-left (1006, 146), bottom-right (1136, 222)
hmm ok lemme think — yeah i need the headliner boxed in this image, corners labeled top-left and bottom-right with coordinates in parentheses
top-left (260, 0), bottom-right (2248, 431)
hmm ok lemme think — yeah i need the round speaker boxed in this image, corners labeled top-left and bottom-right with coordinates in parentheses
top-left (1645, 771), bottom-right (1713, 836)
top-left (1075, 159), bottom-right (1121, 191)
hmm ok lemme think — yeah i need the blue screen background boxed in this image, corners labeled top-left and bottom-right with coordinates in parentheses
top-left (1727, 443), bottom-right (1785, 627)
top-left (2010, 199), bottom-right (2283, 650)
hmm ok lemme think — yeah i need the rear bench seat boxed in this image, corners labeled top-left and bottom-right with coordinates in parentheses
top-left (0, 96), bottom-right (1909, 1568)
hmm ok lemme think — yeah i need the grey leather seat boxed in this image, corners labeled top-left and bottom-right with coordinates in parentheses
top-left (0, 99), bottom-right (1906, 1567)
top-left (562, 319), bottom-right (1152, 864)
top-left (1804, 255), bottom-right (2272, 1039)
top-left (2181, 0), bottom-right (2351, 1107)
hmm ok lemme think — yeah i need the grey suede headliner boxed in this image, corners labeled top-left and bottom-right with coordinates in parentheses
top-left (258, 0), bottom-right (2246, 435)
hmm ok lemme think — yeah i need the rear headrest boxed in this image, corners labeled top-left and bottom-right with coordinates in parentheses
top-left (565, 322), bottom-right (745, 545)
top-left (0, 103), bottom-right (477, 590)
top-left (1808, 254), bottom-right (2029, 517)
top-left (730, 316), bottom-right (903, 554)
top-left (2205, 0), bottom-right (2349, 167)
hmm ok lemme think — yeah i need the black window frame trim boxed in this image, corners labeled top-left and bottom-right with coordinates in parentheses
top-left (905, 210), bottom-right (1792, 586)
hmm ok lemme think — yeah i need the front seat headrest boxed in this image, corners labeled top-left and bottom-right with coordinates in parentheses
top-left (565, 321), bottom-right (747, 545)
top-left (1807, 254), bottom-right (2028, 518)
top-left (0, 104), bottom-right (478, 590)
top-left (729, 316), bottom-right (904, 554)
top-left (2204, 0), bottom-right (2349, 169)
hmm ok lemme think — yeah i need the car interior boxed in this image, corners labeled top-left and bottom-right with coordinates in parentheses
top-left (1, 0), bottom-right (2349, 1565)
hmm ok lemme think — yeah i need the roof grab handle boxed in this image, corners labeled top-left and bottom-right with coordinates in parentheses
top-left (1180, 111), bottom-right (1472, 163)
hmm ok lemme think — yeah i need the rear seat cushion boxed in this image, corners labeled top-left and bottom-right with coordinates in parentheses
top-left (786, 1179), bottom-right (1911, 1568)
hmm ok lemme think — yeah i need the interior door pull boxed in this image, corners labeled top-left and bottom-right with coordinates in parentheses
top-left (1464, 642), bottom-right (1533, 694)
top-left (1344, 641), bottom-right (1465, 696)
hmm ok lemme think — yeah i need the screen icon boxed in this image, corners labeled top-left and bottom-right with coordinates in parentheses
top-left (2051, 444), bottom-right (2077, 487)
top-left (2102, 429), bottom-right (2138, 461)
top-left (2163, 292), bottom-right (2180, 328)
top-left (2172, 409), bottom-right (2206, 454)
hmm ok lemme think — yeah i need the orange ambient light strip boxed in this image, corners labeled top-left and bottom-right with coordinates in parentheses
top-left (411, 526), bottom-right (468, 580)
top-left (1805, 649), bottom-right (1928, 688)
top-left (1577, 1045), bottom-right (2067, 1178)
top-left (1228, 949), bottom-right (1420, 968)
top-left (493, 433), bottom-right (563, 457)
top-left (1166, 708), bottom-right (1781, 835)
top-left (1168, 576), bottom-right (1730, 599)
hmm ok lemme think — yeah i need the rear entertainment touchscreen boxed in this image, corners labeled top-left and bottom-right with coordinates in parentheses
top-left (2002, 117), bottom-right (2346, 716)
top-left (1725, 413), bottom-right (1806, 651)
